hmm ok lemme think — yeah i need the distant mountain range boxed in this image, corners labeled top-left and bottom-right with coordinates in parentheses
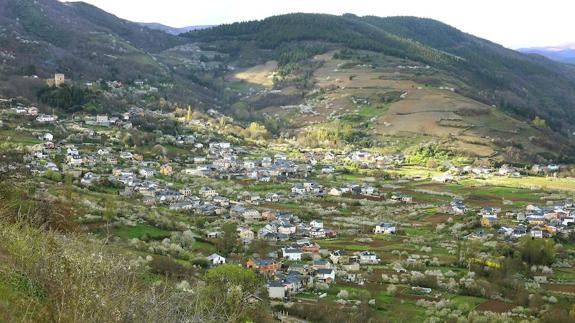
top-left (138, 22), bottom-right (212, 35)
top-left (519, 44), bottom-right (575, 65)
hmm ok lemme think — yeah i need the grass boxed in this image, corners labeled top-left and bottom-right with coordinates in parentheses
top-left (192, 240), bottom-right (217, 253)
top-left (554, 268), bottom-right (575, 282)
top-left (113, 224), bottom-right (172, 240)
top-left (467, 185), bottom-right (540, 200)
top-left (375, 297), bottom-right (426, 321)
top-left (0, 129), bottom-right (43, 146)
top-left (338, 104), bottom-right (389, 126)
top-left (402, 227), bottom-right (431, 237)
top-left (0, 269), bottom-right (48, 321)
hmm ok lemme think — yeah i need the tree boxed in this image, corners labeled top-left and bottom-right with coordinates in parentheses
top-left (202, 264), bottom-right (262, 322)
top-left (532, 116), bottom-right (547, 128)
top-left (248, 239), bottom-right (272, 257)
top-left (519, 237), bottom-right (555, 266)
top-left (102, 198), bottom-right (116, 245)
top-left (64, 174), bottom-right (73, 200)
top-left (217, 222), bottom-right (238, 255)
top-left (44, 170), bottom-right (62, 182)
top-left (231, 101), bottom-right (250, 121)
top-left (246, 122), bottom-right (268, 139)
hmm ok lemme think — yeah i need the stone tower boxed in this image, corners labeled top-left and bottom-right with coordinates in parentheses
top-left (54, 73), bottom-right (65, 87)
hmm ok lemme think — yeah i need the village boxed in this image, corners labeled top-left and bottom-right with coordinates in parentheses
top-left (1, 75), bottom-right (575, 322)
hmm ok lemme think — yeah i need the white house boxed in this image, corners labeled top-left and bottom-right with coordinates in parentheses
top-left (361, 185), bottom-right (376, 195)
top-left (242, 209), bottom-right (262, 221)
top-left (66, 154), bottom-right (83, 166)
top-left (238, 227), bottom-right (255, 241)
top-left (42, 133), bottom-right (53, 141)
top-left (244, 160), bottom-right (257, 169)
top-left (309, 227), bottom-right (326, 238)
top-left (374, 223), bottom-right (396, 234)
top-left (66, 146), bottom-right (79, 156)
top-left (199, 187), bottom-right (218, 198)
top-left (36, 114), bottom-right (57, 123)
top-left (96, 115), bottom-right (110, 126)
top-left (139, 168), bottom-right (155, 178)
top-left (359, 251), bottom-right (380, 264)
top-left (282, 248), bottom-right (303, 261)
top-left (268, 280), bottom-right (286, 299)
top-left (315, 268), bottom-right (336, 283)
top-left (328, 187), bottom-right (344, 196)
top-left (432, 173), bottom-right (454, 183)
top-left (310, 220), bottom-right (323, 229)
top-left (207, 253), bottom-right (226, 266)
top-left (530, 229), bottom-right (543, 239)
top-left (278, 224), bottom-right (297, 235)
top-left (292, 184), bottom-right (306, 195)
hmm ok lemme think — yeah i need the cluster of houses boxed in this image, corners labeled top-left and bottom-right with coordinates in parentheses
top-left (260, 244), bottom-right (390, 299)
top-left (440, 163), bottom-right (562, 179)
top-left (345, 151), bottom-right (405, 168)
top-left (328, 183), bottom-right (378, 196)
top-left (83, 114), bottom-right (133, 129)
top-left (497, 202), bottom-right (575, 239)
top-left (257, 217), bottom-right (336, 241)
top-left (186, 146), bottom-right (312, 182)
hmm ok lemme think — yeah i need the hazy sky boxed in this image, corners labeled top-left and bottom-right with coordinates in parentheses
top-left (64, 0), bottom-right (574, 48)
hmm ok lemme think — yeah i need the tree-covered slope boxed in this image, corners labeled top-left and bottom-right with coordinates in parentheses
top-left (186, 13), bottom-right (461, 65)
top-left (0, 0), bottom-right (184, 80)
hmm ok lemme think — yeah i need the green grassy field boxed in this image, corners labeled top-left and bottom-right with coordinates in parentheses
top-left (113, 224), bottom-right (172, 240)
top-left (0, 129), bottom-right (43, 146)
top-left (450, 295), bottom-right (488, 310)
top-left (192, 240), bottom-right (217, 253)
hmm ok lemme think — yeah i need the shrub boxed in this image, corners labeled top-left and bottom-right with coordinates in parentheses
top-left (337, 289), bottom-right (349, 299)
top-left (0, 222), bottom-right (210, 322)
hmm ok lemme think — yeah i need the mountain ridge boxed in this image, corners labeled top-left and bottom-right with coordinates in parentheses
top-left (519, 44), bottom-right (575, 65)
top-left (184, 13), bottom-right (575, 134)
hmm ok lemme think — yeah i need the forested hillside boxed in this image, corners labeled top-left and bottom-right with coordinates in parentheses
top-left (185, 13), bottom-right (575, 133)
top-left (0, 0), bottom-right (182, 80)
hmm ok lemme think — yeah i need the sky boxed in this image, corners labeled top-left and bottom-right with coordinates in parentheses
top-left (63, 0), bottom-right (574, 49)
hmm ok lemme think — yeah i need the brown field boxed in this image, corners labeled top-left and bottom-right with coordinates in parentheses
top-left (376, 89), bottom-right (486, 137)
top-left (475, 300), bottom-right (515, 313)
top-left (233, 60), bottom-right (278, 87)
top-left (545, 284), bottom-right (575, 294)
top-left (421, 214), bottom-right (451, 224)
